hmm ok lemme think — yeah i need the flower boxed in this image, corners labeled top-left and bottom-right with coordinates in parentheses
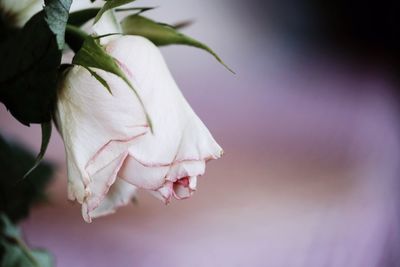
top-left (0, 0), bottom-right (42, 27)
top-left (55, 35), bottom-right (223, 222)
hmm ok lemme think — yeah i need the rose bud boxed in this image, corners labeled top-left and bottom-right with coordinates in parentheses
top-left (55, 36), bottom-right (223, 222)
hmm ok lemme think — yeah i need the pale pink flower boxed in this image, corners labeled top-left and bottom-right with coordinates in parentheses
top-left (56, 36), bottom-right (222, 222)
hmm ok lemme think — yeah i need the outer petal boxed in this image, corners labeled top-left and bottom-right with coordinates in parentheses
top-left (119, 156), bottom-right (169, 190)
top-left (88, 178), bottom-right (137, 219)
top-left (55, 66), bottom-right (148, 222)
top-left (112, 36), bottom-right (223, 201)
top-left (81, 151), bottom-right (128, 222)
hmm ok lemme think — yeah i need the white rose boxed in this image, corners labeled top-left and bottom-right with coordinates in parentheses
top-left (55, 35), bottom-right (223, 222)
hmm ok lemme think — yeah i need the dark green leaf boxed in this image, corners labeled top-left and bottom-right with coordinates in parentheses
top-left (0, 135), bottom-right (53, 223)
top-left (44, 0), bottom-right (73, 49)
top-left (0, 0), bottom-right (72, 125)
top-left (72, 36), bottom-right (153, 131)
top-left (23, 122), bottom-right (52, 179)
top-left (0, 12), bottom-right (60, 125)
top-left (68, 8), bottom-right (100, 27)
top-left (94, 0), bottom-right (137, 24)
top-left (93, 33), bottom-right (122, 39)
top-left (0, 10), bottom-right (19, 41)
top-left (121, 15), bottom-right (234, 73)
top-left (0, 215), bottom-right (53, 267)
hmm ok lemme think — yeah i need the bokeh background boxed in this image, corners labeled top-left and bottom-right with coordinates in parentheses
top-left (2, 0), bottom-right (400, 266)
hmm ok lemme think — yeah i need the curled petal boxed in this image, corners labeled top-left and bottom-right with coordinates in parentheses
top-left (88, 179), bottom-right (137, 219)
top-left (172, 176), bottom-right (197, 200)
top-left (119, 156), bottom-right (169, 190)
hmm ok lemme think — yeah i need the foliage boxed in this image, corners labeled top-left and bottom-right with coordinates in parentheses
top-left (122, 14), bottom-right (234, 73)
top-left (0, 134), bottom-right (53, 224)
top-left (0, 0), bottom-right (72, 125)
top-left (94, 0), bottom-right (137, 23)
top-left (0, 214), bottom-right (53, 267)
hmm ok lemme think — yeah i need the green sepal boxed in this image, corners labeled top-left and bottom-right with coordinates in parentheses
top-left (94, 0), bottom-right (137, 24)
top-left (121, 15), bottom-right (234, 73)
top-left (23, 122), bottom-right (52, 179)
top-left (68, 8), bottom-right (100, 27)
top-left (115, 6), bottom-right (156, 14)
top-left (72, 36), bottom-right (153, 132)
top-left (72, 36), bottom-right (130, 87)
top-left (170, 20), bottom-right (194, 30)
top-left (85, 67), bottom-right (112, 94)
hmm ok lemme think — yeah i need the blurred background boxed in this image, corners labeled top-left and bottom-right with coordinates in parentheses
top-left (2, 0), bottom-right (400, 266)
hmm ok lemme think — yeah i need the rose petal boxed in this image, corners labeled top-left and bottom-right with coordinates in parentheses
top-left (172, 176), bottom-right (193, 200)
top-left (166, 161), bottom-right (205, 182)
top-left (151, 181), bottom-right (173, 204)
top-left (89, 178), bottom-right (137, 219)
top-left (119, 155), bottom-right (169, 190)
top-left (82, 151), bottom-right (128, 222)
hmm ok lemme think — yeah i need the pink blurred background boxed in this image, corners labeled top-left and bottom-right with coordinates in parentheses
top-left (2, 0), bottom-right (400, 266)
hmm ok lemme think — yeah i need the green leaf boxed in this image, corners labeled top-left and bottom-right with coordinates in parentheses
top-left (68, 8), bottom-right (100, 27)
top-left (0, 214), bottom-right (19, 238)
top-left (0, 0), bottom-right (72, 125)
top-left (0, 12), bottom-right (61, 125)
top-left (0, 215), bottom-right (54, 267)
top-left (44, 0), bottom-right (73, 49)
top-left (72, 36), bottom-right (153, 131)
top-left (121, 15), bottom-right (234, 73)
top-left (94, 0), bottom-right (137, 24)
top-left (0, 10), bottom-right (19, 41)
top-left (23, 122), bottom-right (52, 179)
top-left (0, 135), bottom-right (53, 223)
